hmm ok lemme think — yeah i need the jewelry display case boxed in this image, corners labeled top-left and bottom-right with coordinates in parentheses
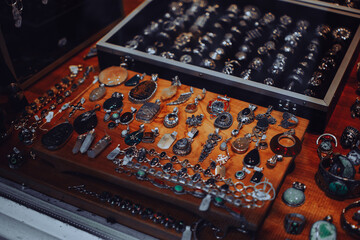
top-left (97, 0), bottom-right (360, 132)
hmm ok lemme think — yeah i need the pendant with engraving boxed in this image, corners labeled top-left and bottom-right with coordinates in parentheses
top-left (207, 95), bottom-right (230, 118)
top-left (160, 76), bottom-right (181, 101)
top-left (167, 87), bottom-right (193, 105)
top-left (128, 74), bottom-right (158, 104)
top-left (119, 107), bottom-right (137, 125)
top-left (185, 88), bottom-right (206, 113)
top-left (157, 131), bottom-right (177, 150)
top-left (198, 128), bottom-right (222, 162)
top-left (89, 83), bottom-right (106, 102)
top-left (124, 73), bottom-right (146, 86)
top-left (73, 104), bottom-right (100, 134)
top-left (238, 104), bottom-right (257, 125)
top-left (99, 66), bottom-right (128, 87)
top-left (173, 128), bottom-right (198, 156)
top-left (214, 112), bottom-right (233, 129)
top-left (135, 99), bottom-right (161, 123)
top-left (163, 107), bottom-right (179, 128)
top-left (125, 124), bottom-right (145, 146)
top-left (186, 114), bottom-right (204, 127)
top-left (103, 92), bottom-right (124, 112)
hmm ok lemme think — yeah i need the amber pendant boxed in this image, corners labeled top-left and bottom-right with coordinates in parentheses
top-left (128, 74), bottom-right (158, 104)
top-left (160, 76), bottom-right (181, 101)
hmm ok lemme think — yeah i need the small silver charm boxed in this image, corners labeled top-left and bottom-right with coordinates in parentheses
top-left (163, 107), bottom-right (179, 128)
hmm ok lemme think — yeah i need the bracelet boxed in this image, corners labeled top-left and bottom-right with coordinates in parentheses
top-left (341, 200), bottom-right (360, 238)
top-left (315, 154), bottom-right (360, 199)
top-left (284, 213), bottom-right (306, 235)
top-left (68, 184), bottom-right (187, 233)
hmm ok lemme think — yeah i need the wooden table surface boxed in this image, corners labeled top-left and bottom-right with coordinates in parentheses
top-left (1, 1), bottom-right (360, 239)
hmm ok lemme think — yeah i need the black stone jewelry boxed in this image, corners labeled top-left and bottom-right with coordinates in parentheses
top-left (41, 121), bottom-right (73, 150)
top-left (119, 107), bottom-right (137, 125)
top-left (103, 92), bottom-right (124, 112)
top-left (73, 104), bottom-right (100, 134)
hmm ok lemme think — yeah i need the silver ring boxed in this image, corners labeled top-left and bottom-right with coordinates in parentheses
top-left (164, 107), bottom-right (179, 128)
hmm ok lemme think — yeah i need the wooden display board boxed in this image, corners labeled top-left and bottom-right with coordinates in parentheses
top-left (31, 70), bottom-right (309, 236)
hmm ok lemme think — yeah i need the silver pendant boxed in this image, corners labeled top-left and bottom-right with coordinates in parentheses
top-left (167, 87), bottom-right (193, 105)
top-left (119, 107), bottom-right (137, 125)
top-left (185, 88), bottom-right (206, 113)
top-left (128, 74), bottom-right (158, 104)
top-left (214, 112), bottom-right (233, 129)
top-left (107, 144), bottom-right (121, 160)
top-left (72, 133), bottom-right (86, 154)
top-left (157, 131), bottom-right (177, 149)
top-left (163, 107), bottom-right (179, 128)
top-left (215, 165), bottom-right (226, 178)
top-left (135, 100), bottom-right (161, 123)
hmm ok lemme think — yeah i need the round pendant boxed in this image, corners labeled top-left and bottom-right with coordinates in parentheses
top-left (99, 66), bottom-right (128, 86)
top-left (237, 104), bottom-right (257, 124)
top-left (214, 112), bottom-right (233, 129)
top-left (310, 216), bottom-right (337, 240)
top-left (172, 138), bottom-right (192, 156)
top-left (282, 182), bottom-right (306, 207)
top-left (163, 107), bottom-right (179, 128)
top-left (128, 76), bottom-right (158, 104)
top-left (232, 136), bottom-right (251, 154)
top-left (89, 85), bottom-right (106, 101)
top-left (41, 122), bottom-right (73, 150)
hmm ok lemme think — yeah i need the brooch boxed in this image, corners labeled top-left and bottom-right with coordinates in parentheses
top-left (128, 74), bottom-right (158, 104)
top-left (207, 95), bottom-right (230, 118)
top-left (98, 66), bottom-right (128, 86)
top-left (135, 100), bottom-right (161, 123)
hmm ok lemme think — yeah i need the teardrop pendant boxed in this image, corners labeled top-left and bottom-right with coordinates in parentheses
top-left (243, 148), bottom-right (260, 168)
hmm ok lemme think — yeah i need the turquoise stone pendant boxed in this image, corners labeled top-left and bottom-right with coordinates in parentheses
top-left (282, 182), bottom-right (306, 207)
top-left (309, 215), bottom-right (337, 240)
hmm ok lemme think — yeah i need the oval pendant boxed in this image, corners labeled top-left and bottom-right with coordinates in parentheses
top-left (172, 138), bottom-right (192, 156)
top-left (128, 74), bottom-right (158, 104)
top-left (99, 66), bottom-right (128, 86)
top-left (89, 85), bottom-right (106, 101)
top-left (41, 122), bottom-right (73, 150)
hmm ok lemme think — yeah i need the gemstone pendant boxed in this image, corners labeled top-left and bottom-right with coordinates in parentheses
top-left (185, 88), bottom-right (206, 113)
top-left (135, 100), bottom-right (161, 123)
top-left (128, 74), bottom-right (158, 104)
top-left (103, 93), bottom-right (124, 112)
top-left (243, 148), bottom-right (260, 168)
top-left (160, 76), bottom-right (181, 101)
top-left (157, 131), bottom-right (177, 149)
top-left (119, 107), bottom-right (137, 125)
top-left (125, 73), bottom-right (146, 86)
top-left (282, 182), bottom-right (306, 207)
top-left (89, 84), bottom-right (107, 102)
top-left (99, 66), bottom-right (128, 87)
top-left (173, 138), bottom-right (192, 156)
top-left (207, 95), bottom-right (230, 118)
top-left (214, 112), bottom-right (233, 129)
top-left (309, 216), bottom-right (337, 240)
